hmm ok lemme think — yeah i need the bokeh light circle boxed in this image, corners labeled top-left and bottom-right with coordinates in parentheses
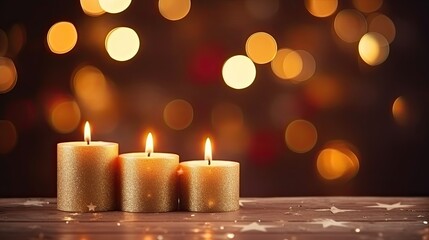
top-left (293, 50), bottom-right (316, 82)
top-left (358, 32), bottom-right (389, 66)
top-left (0, 57), bottom-right (18, 93)
top-left (392, 96), bottom-right (409, 126)
top-left (283, 50), bottom-right (303, 80)
top-left (80, 0), bottom-right (105, 16)
top-left (352, 0), bottom-right (383, 13)
top-left (316, 140), bottom-right (360, 181)
top-left (163, 99), bottom-right (194, 130)
top-left (0, 120), bottom-right (18, 154)
top-left (334, 9), bottom-right (367, 43)
top-left (50, 100), bottom-right (81, 133)
top-left (222, 55), bottom-right (256, 89)
top-left (245, 32), bottom-right (277, 64)
top-left (47, 21), bottom-right (78, 54)
top-left (285, 119), bottom-right (318, 153)
top-left (159, 0), bottom-right (191, 21)
top-left (305, 0), bottom-right (338, 18)
top-left (105, 27), bottom-right (140, 61)
top-left (99, 0), bottom-right (132, 14)
top-left (72, 65), bottom-right (111, 111)
top-left (271, 48), bottom-right (293, 80)
top-left (368, 13), bottom-right (396, 43)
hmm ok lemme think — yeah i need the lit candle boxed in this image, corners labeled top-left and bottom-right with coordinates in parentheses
top-left (57, 121), bottom-right (118, 212)
top-left (119, 132), bottom-right (179, 212)
top-left (179, 138), bottom-right (240, 212)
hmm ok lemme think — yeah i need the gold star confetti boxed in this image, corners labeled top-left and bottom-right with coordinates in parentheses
top-left (366, 202), bottom-right (414, 211)
top-left (87, 203), bottom-right (97, 211)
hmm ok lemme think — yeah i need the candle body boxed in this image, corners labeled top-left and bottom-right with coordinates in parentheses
top-left (119, 152), bottom-right (179, 212)
top-left (179, 160), bottom-right (239, 212)
top-left (57, 142), bottom-right (118, 212)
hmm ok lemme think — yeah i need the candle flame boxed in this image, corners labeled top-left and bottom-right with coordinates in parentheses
top-left (205, 138), bottom-right (212, 165)
top-left (146, 132), bottom-right (153, 156)
top-left (84, 121), bottom-right (91, 145)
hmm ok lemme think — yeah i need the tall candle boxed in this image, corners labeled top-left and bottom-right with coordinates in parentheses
top-left (119, 133), bottom-right (179, 212)
top-left (57, 122), bottom-right (118, 212)
top-left (179, 138), bottom-right (239, 212)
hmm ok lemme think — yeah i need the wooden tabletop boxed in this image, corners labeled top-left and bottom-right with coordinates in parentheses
top-left (0, 197), bottom-right (428, 239)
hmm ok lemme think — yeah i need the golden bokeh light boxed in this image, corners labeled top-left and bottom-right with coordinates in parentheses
top-left (47, 21), bottom-right (78, 54)
top-left (222, 55), bottom-right (256, 89)
top-left (245, 32), bottom-right (277, 64)
top-left (159, 0), bottom-right (191, 21)
top-left (293, 50), bottom-right (316, 82)
top-left (317, 141), bottom-right (359, 181)
top-left (272, 49), bottom-right (314, 82)
top-left (352, 0), bottom-right (383, 13)
top-left (368, 13), bottom-right (396, 43)
top-left (0, 29), bottom-right (7, 56)
top-left (0, 120), bottom-right (18, 154)
top-left (285, 119), bottom-right (318, 153)
top-left (358, 32), bottom-right (389, 66)
top-left (80, 0), bottom-right (105, 16)
top-left (0, 57), bottom-right (17, 94)
top-left (105, 27), bottom-right (140, 61)
top-left (283, 50), bottom-right (303, 80)
top-left (50, 100), bottom-right (81, 133)
top-left (334, 9), bottom-right (367, 43)
top-left (305, 0), bottom-right (338, 18)
top-left (211, 102), bottom-right (244, 133)
top-left (72, 65), bottom-right (112, 111)
top-left (99, 0), bottom-right (132, 14)
top-left (163, 99), bottom-right (193, 130)
top-left (271, 48), bottom-right (293, 80)
top-left (245, 0), bottom-right (279, 20)
top-left (392, 96), bottom-right (409, 126)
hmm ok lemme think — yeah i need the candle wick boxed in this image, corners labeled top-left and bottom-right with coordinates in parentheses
top-left (208, 159), bottom-right (211, 166)
top-left (148, 152), bottom-right (151, 157)
top-left (86, 139), bottom-right (90, 145)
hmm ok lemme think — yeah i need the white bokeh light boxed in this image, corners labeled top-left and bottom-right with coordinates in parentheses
top-left (222, 55), bottom-right (256, 89)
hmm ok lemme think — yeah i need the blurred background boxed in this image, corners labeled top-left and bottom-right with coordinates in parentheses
top-left (0, 0), bottom-right (428, 197)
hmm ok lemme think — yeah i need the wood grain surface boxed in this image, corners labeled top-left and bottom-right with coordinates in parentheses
top-left (0, 197), bottom-right (428, 239)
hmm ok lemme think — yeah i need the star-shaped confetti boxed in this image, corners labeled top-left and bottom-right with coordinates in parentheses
top-left (315, 206), bottom-right (358, 214)
top-left (308, 218), bottom-right (349, 228)
top-left (13, 200), bottom-right (49, 207)
top-left (366, 202), bottom-right (414, 211)
top-left (233, 222), bottom-right (277, 232)
top-left (87, 203), bottom-right (97, 211)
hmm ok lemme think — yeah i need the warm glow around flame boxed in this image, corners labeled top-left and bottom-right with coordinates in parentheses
top-left (205, 138), bottom-right (212, 165)
top-left (84, 121), bottom-right (91, 145)
top-left (146, 132), bottom-right (154, 155)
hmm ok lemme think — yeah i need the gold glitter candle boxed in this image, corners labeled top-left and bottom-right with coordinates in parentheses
top-left (57, 122), bottom-right (118, 212)
top-left (179, 138), bottom-right (240, 212)
top-left (119, 133), bottom-right (179, 212)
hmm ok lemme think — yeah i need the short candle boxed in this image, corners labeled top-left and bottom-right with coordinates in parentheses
top-left (179, 138), bottom-right (240, 212)
top-left (57, 121), bottom-right (118, 212)
top-left (119, 133), bottom-right (179, 212)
